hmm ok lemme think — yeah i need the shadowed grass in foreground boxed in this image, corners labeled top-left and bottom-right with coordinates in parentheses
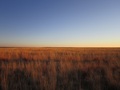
top-left (7, 69), bottom-right (40, 90)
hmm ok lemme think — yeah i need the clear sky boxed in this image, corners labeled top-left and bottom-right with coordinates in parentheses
top-left (0, 0), bottom-right (120, 47)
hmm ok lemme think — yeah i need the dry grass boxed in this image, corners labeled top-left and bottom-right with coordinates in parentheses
top-left (0, 47), bottom-right (120, 90)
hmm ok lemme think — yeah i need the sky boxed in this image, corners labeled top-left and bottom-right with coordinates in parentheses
top-left (0, 0), bottom-right (120, 47)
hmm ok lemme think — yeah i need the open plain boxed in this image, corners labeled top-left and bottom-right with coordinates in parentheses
top-left (0, 48), bottom-right (120, 90)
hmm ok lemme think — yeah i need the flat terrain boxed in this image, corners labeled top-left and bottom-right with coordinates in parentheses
top-left (0, 48), bottom-right (120, 90)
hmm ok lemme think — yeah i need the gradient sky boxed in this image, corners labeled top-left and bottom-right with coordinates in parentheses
top-left (0, 0), bottom-right (120, 47)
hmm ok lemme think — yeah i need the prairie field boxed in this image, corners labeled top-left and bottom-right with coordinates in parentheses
top-left (0, 47), bottom-right (120, 90)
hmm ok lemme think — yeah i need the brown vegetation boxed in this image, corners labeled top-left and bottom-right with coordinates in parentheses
top-left (0, 47), bottom-right (120, 90)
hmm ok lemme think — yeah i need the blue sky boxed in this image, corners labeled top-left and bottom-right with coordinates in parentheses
top-left (0, 0), bottom-right (120, 47)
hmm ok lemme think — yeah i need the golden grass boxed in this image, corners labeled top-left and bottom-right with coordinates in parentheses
top-left (0, 47), bottom-right (120, 90)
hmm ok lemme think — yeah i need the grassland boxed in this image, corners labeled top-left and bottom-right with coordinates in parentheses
top-left (0, 47), bottom-right (120, 90)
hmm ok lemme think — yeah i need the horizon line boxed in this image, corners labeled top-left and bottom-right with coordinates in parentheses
top-left (0, 46), bottom-right (120, 48)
